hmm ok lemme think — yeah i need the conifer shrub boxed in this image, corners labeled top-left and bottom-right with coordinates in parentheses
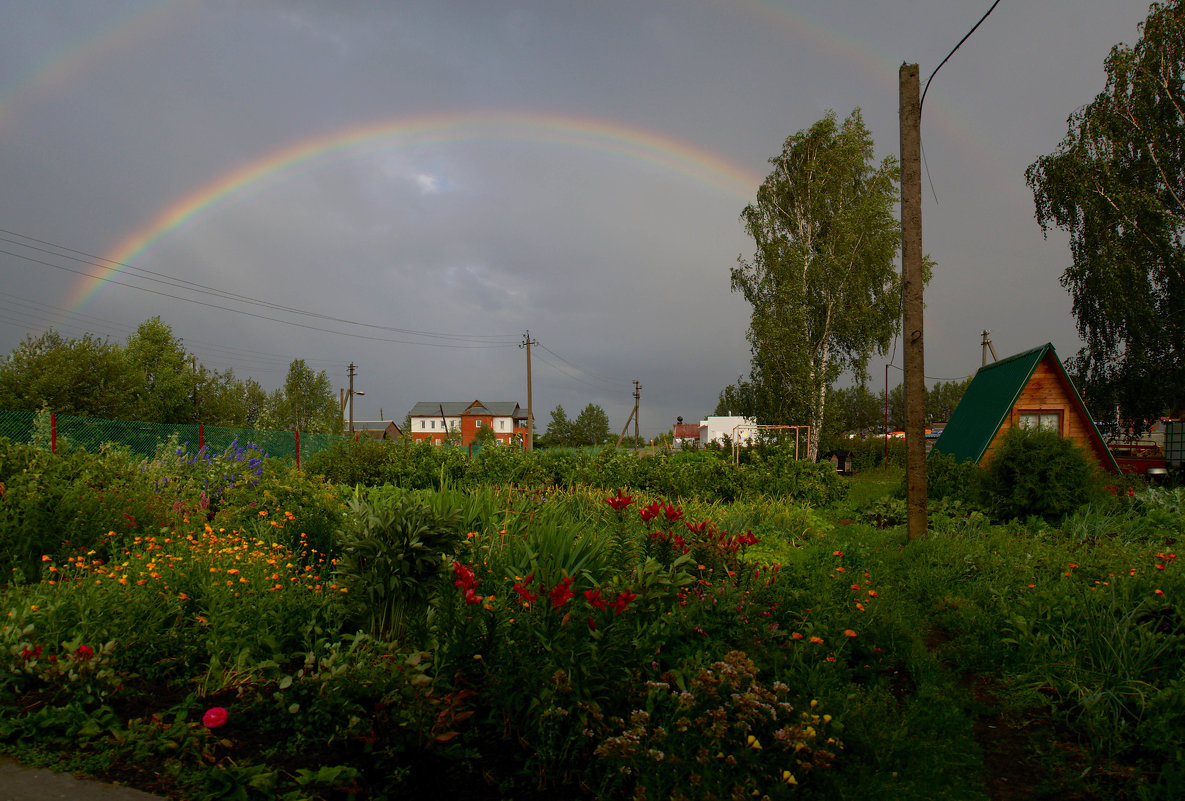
top-left (983, 427), bottom-right (1104, 523)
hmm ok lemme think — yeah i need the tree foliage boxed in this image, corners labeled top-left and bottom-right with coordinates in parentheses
top-left (265, 359), bottom-right (341, 434)
top-left (1026, 0), bottom-right (1185, 423)
top-left (0, 330), bottom-right (136, 417)
top-left (0, 320), bottom-right (340, 431)
top-left (125, 317), bottom-right (195, 423)
top-left (724, 109), bottom-right (903, 460)
top-left (570, 403), bottom-right (611, 447)
top-left (538, 404), bottom-right (574, 447)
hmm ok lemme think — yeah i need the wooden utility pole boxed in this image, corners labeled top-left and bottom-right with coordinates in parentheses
top-left (616, 380), bottom-right (641, 449)
top-left (900, 63), bottom-right (927, 539)
top-left (981, 330), bottom-right (998, 366)
top-left (521, 331), bottom-right (537, 450)
top-left (632, 380), bottom-right (641, 451)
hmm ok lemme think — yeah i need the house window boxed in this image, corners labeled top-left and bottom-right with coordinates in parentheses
top-left (431, 420), bottom-right (435, 429)
top-left (1018, 411), bottom-right (1061, 433)
top-left (421, 420), bottom-right (426, 430)
top-left (500, 420), bottom-right (506, 430)
top-left (475, 420), bottom-right (482, 428)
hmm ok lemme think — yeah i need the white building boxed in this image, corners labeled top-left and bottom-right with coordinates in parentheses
top-left (698, 415), bottom-right (757, 447)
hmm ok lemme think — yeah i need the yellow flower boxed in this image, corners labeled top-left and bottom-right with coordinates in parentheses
top-left (782, 771), bottom-right (797, 785)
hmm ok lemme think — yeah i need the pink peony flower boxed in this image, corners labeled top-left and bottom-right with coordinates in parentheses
top-left (202, 706), bottom-right (229, 729)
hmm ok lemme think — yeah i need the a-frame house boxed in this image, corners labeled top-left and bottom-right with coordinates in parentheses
top-left (930, 343), bottom-right (1119, 473)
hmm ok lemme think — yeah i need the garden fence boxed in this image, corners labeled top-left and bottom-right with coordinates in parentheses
top-left (0, 410), bottom-right (345, 466)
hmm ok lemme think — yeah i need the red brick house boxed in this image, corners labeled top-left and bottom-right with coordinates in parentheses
top-left (407, 400), bottom-right (529, 446)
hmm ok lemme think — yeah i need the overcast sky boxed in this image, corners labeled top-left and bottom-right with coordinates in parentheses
top-left (0, 0), bottom-right (1156, 437)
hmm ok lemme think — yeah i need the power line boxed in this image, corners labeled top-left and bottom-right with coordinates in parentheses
top-left (536, 342), bottom-right (630, 389)
top-left (0, 228), bottom-right (520, 345)
top-left (920, 0), bottom-right (1002, 114)
top-left (0, 246), bottom-right (516, 349)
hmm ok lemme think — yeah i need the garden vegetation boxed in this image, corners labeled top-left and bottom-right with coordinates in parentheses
top-left (1, 431), bottom-right (1183, 800)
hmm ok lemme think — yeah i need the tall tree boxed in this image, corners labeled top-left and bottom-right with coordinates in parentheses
top-left (727, 109), bottom-right (903, 460)
top-left (1026, 1), bottom-right (1185, 424)
top-left (539, 404), bottom-right (574, 447)
top-left (0, 330), bottom-right (136, 417)
top-left (570, 403), bottom-right (611, 447)
top-left (125, 317), bottom-right (194, 423)
top-left (265, 359), bottom-right (341, 434)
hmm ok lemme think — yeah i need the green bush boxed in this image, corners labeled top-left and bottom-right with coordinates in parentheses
top-left (983, 427), bottom-right (1104, 523)
top-left (334, 486), bottom-right (464, 638)
top-left (926, 451), bottom-right (987, 511)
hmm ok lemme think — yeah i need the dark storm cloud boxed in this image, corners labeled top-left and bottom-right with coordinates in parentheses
top-left (0, 0), bottom-right (1156, 434)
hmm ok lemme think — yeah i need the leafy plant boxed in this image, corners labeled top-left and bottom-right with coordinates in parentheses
top-left (983, 427), bottom-right (1103, 523)
top-left (334, 487), bottom-right (463, 638)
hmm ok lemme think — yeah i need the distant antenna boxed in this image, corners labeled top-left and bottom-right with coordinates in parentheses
top-left (981, 330), bottom-right (999, 366)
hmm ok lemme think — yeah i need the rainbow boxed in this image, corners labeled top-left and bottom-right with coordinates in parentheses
top-left (72, 111), bottom-right (765, 310)
top-left (0, 1), bottom-right (198, 137)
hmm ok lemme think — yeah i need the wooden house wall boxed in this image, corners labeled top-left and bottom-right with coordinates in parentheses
top-left (982, 356), bottom-right (1112, 471)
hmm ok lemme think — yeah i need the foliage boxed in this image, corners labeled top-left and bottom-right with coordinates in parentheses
top-left (334, 487), bottom-right (464, 638)
top-left (262, 358), bottom-right (342, 435)
top-left (7, 443), bottom-right (1185, 798)
top-left (725, 108), bottom-right (904, 461)
top-left (925, 450), bottom-right (987, 511)
top-left (0, 319), bottom-right (314, 429)
top-left (0, 330), bottom-right (138, 419)
top-left (594, 651), bottom-right (839, 799)
top-left (571, 403), bottom-right (612, 447)
top-left (538, 404), bottom-right (574, 447)
top-left (983, 427), bottom-right (1104, 523)
top-left (123, 318), bottom-right (195, 424)
top-left (1026, 0), bottom-right (1185, 426)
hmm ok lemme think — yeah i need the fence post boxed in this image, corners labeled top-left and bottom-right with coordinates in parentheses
top-left (295, 429), bottom-right (300, 469)
top-left (51, 413), bottom-right (57, 455)
top-left (199, 423), bottom-right (204, 450)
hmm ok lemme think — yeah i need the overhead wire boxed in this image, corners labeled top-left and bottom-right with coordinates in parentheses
top-left (0, 228), bottom-right (520, 346)
top-left (0, 245), bottom-right (516, 349)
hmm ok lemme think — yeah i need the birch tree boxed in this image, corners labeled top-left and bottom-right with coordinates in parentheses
top-left (1027, 0), bottom-right (1185, 425)
top-left (727, 109), bottom-right (902, 460)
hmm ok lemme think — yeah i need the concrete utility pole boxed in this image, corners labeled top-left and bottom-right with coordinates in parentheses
top-left (900, 63), bottom-right (927, 539)
top-left (520, 331), bottom-right (537, 450)
top-left (633, 380), bottom-right (641, 451)
top-left (342, 363), bottom-right (364, 434)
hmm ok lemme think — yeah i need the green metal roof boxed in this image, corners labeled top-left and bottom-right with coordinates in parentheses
top-left (930, 344), bottom-right (1049, 463)
top-left (929, 343), bottom-right (1119, 472)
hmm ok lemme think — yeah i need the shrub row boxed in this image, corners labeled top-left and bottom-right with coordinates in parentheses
top-left (304, 438), bottom-right (846, 506)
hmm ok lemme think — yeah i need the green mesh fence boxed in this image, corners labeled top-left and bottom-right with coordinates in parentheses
top-left (0, 410), bottom-right (344, 465)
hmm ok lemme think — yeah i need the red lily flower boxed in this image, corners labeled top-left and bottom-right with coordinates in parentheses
top-left (611, 590), bottom-right (638, 615)
top-left (514, 574), bottom-right (538, 604)
top-left (639, 501), bottom-right (661, 522)
top-left (664, 504), bottom-right (683, 523)
top-left (549, 577), bottom-right (575, 607)
top-left (584, 588), bottom-right (607, 610)
top-left (605, 490), bottom-right (633, 510)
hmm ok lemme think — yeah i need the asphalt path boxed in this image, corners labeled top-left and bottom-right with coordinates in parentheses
top-left (0, 758), bottom-right (168, 801)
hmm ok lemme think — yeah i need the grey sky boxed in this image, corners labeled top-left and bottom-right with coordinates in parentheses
top-left (0, 0), bottom-right (1155, 437)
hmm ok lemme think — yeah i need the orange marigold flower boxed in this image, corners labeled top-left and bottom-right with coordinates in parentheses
top-left (809, 636), bottom-right (824, 644)
top-left (843, 629), bottom-right (857, 637)
top-left (792, 632), bottom-right (803, 640)
top-left (1155, 589), bottom-right (1165, 596)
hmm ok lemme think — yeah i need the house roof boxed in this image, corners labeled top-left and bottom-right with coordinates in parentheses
top-left (929, 342), bottom-right (1117, 470)
top-left (407, 400), bottom-right (524, 418)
